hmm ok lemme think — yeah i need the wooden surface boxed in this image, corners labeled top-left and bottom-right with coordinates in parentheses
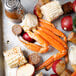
top-left (0, 0), bottom-right (5, 76)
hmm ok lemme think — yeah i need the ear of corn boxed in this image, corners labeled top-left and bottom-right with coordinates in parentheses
top-left (3, 47), bottom-right (27, 68)
top-left (40, 1), bottom-right (63, 22)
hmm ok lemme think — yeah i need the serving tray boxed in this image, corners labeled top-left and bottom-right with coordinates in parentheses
top-left (2, 0), bottom-right (76, 76)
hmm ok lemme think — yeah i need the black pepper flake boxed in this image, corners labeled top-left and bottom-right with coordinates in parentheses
top-left (7, 40), bottom-right (10, 44)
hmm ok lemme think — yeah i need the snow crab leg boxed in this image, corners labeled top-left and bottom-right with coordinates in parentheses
top-left (38, 26), bottom-right (68, 64)
top-left (18, 36), bottom-right (41, 52)
top-left (45, 62), bottom-right (53, 70)
top-left (18, 29), bottom-right (49, 53)
top-left (27, 31), bottom-right (49, 53)
top-left (36, 49), bottom-right (67, 71)
top-left (38, 27), bottom-right (68, 49)
top-left (39, 19), bottom-right (55, 28)
top-left (34, 30), bottom-right (67, 52)
top-left (32, 30), bottom-right (67, 71)
top-left (39, 19), bottom-right (67, 42)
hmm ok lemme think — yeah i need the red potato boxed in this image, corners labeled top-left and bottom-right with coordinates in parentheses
top-left (68, 32), bottom-right (76, 44)
top-left (17, 64), bottom-right (35, 76)
top-left (52, 60), bottom-right (66, 75)
top-left (34, 0), bottom-right (50, 18)
top-left (50, 74), bottom-right (58, 76)
top-left (22, 32), bottom-right (35, 43)
top-left (34, 4), bottom-right (43, 18)
top-left (61, 16), bottom-right (73, 31)
top-left (73, 0), bottom-right (76, 13)
top-left (60, 69), bottom-right (72, 76)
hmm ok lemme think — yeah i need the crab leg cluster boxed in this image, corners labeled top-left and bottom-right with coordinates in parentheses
top-left (35, 19), bottom-right (68, 70)
top-left (39, 19), bottom-right (67, 43)
top-left (19, 18), bottom-right (68, 70)
top-left (13, 11), bottom-right (68, 71)
top-left (18, 37), bottom-right (42, 52)
top-left (26, 19), bottom-right (68, 52)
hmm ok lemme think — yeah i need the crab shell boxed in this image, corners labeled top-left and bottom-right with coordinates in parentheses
top-left (19, 13), bottom-right (68, 71)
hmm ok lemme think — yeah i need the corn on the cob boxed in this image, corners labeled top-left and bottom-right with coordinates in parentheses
top-left (3, 47), bottom-right (27, 68)
top-left (40, 1), bottom-right (63, 22)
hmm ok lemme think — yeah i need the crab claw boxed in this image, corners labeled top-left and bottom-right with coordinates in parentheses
top-left (71, 71), bottom-right (76, 76)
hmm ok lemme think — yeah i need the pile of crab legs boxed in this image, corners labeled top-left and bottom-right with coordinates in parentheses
top-left (19, 19), bottom-right (68, 71)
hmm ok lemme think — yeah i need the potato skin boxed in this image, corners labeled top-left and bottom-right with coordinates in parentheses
top-left (52, 60), bottom-right (66, 75)
top-left (68, 32), bottom-right (76, 44)
top-left (34, 4), bottom-right (42, 18)
top-left (60, 69), bottom-right (72, 76)
top-left (52, 60), bottom-right (61, 74)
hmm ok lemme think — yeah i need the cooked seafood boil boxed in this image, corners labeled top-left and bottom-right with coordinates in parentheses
top-left (3, 0), bottom-right (76, 76)
top-left (18, 13), bottom-right (68, 53)
top-left (12, 13), bottom-right (68, 71)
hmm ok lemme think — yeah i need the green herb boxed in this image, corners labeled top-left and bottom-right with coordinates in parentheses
top-left (73, 16), bottom-right (76, 32)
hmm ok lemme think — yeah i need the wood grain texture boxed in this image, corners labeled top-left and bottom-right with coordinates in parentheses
top-left (0, 0), bottom-right (5, 76)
